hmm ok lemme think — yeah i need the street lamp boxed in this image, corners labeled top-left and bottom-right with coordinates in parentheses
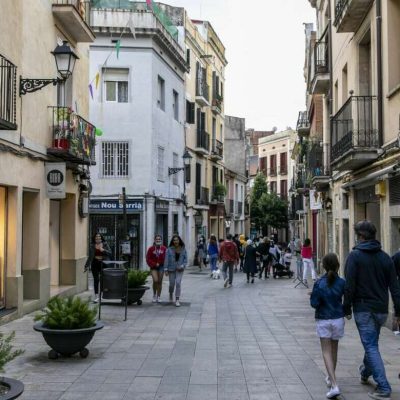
top-left (20, 41), bottom-right (79, 95)
top-left (194, 211), bottom-right (203, 227)
top-left (168, 150), bottom-right (193, 176)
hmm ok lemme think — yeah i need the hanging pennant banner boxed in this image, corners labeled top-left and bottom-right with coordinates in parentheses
top-left (116, 40), bottom-right (121, 59)
top-left (45, 163), bottom-right (66, 199)
top-left (146, 0), bottom-right (153, 10)
top-left (88, 83), bottom-right (93, 99)
top-left (128, 16), bottom-right (136, 39)
top-left (95, 72), bottom-right (100, 89)
top-left (310, 190), bottom-right (323, 210)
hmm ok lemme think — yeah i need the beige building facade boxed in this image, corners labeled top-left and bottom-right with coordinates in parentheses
top-left (0, 0), bottom-right (95, 317)
top-left (184, 16), bottom-right (227, 261)
top-left (296, 0), bottom-right (400, 282)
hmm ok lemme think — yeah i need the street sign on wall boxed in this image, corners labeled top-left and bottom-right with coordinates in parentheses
top-left (45, 162), bottom-right (66, 199)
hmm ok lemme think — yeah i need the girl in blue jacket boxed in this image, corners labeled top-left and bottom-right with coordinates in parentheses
top-left (310, 253), bottom-right (346, 399)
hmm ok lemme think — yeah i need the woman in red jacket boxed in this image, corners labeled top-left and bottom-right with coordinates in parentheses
top-left (146, 235), bottom-right (167, 303)
top-left (302, 238), bottom-right (317, 284)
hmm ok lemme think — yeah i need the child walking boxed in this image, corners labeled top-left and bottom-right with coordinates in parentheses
top-left (310, 253), bottom-right (346, 399)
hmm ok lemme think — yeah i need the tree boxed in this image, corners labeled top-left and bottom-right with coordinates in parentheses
top-left (250, 173), bottom-right (268, 232)
top-left (259, 192), bottom-right (288, 230)
top-left (250, 173), bottom-right (288, 233)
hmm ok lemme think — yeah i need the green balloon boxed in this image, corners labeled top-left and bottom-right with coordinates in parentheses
top-left (95, 128), bottom-right (103, 137)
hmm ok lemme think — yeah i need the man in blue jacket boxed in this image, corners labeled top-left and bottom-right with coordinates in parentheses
top-left (344, 220), bottom-right (400, 400)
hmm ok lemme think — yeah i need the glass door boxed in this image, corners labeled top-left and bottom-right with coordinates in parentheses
top-left (0, 187), bottom-right (6, 308)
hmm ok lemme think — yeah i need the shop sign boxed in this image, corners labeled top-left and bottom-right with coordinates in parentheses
top-left (89, 199), bottom-right (143, 213)
top-left (310, 190), bottom-right (323, 210)
top-left (45, 162), bottom-right (66, 199)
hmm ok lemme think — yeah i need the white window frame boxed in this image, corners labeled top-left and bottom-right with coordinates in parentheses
top-left (100, 141), bottom-right (130, 178)
top-left (157, 146), bottom-right (165, 182)
top-left (102, 68), bottom-right (130, 103)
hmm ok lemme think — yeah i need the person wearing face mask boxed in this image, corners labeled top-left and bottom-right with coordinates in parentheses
top-left (85, 233), bottom-right (112, 303)
top-left (164, 235), bottom-right (188, 307)
top-left (146, 235), bottom-right (167, 303)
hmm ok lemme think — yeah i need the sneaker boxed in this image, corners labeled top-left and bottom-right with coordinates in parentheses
top-left (326, 385), bottom-right (340, 399)
top-left (325, 376), bottom-right (331, 388)
top-left (227, 283), bottom-right (232, 288)
top-left (156, 296), bottom-right (161, 303)
top-left (152, 295), bottom-right (157, 303)
top-left (175, 300), bottom-right (181, 307)
top-left (224, 278), bottom-right (229, 288)
top-left (359, 364), bottom-right (369, 384)
top-left (93, 296), bottom-right (99, 303)
top-left (368, 390), bottom-right (391, 399)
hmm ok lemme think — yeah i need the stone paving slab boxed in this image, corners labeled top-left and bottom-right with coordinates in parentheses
top-left (1, 263), bottom-right (400, 399)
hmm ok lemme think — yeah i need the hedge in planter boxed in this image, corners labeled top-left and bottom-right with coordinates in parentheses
top-left (34, 296), bottom-right (103, 359)
top-left (127, 270), bottom-right (150, 305)
top-left (0, 331), bottom-right (24, 399)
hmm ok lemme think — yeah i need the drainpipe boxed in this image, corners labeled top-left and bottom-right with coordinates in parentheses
top-left (376, 0), bottom-right (383, 147)
top-left (327, 0), bottom-right (333, 169)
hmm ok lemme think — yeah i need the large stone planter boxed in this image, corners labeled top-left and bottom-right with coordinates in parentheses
top-left (33, 321), bottom-right (104, 359)
top-left (0, 377), bottom-right (24, 399)
top-left (127, 286), bottom-right (149, 305)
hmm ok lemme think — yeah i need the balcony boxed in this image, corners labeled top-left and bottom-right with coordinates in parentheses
top-left (308, 143), bottom-right (330, 191)
top-left (310, 28), bottom-right (330, 94)
top-left (331, 96), bottom-right (379, 171)
top-left (211, 95), bottom-right (223, 114)
top-left (195, 80), bottom-right (210, 107)
top-left (297, 111), bottom-right (310, 137)
top-left (195, 130), bottom-right (210, 156)
top-left (48, 106), bottom-right (96, 165)
top-left (334, 0), bottom-right (374, 33)
top-left (278, 165), bottom-right (288, 176)
top-left (210, 139), bottom-right (223, 161)
top-left (0, 54), bottom-right (17, 130)
top-left (196, 187), bottom-right (210, 206)
top-left (53, 1), bottom-right (94, 42)
top-left (237, 201), bottom-right (243, 216)
top-left (268, 167), bottom-right (277, 177)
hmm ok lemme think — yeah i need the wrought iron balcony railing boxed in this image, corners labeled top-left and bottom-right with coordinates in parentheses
top-left (196, 130), bottom-right (210, 152)
top-left (49, 106), bottom-right (96, 165)
top-left (211, 139), bottom-right (223, 159)
top-left (237, 201), bottom-right (243, 215)
top-left (331, 95), bottom-right (379, 162)
top-left (196, 79), bottom-right (210, 102)
top-left (196, 187), bottom-right (209, 205)
top-left (296, 111), bottom-right (310, 135)
top-left (0, 54), bottom-right (17, 130)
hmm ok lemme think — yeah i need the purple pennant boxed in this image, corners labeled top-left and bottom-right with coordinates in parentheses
top-left (88, 83), bottom-right (93, 100)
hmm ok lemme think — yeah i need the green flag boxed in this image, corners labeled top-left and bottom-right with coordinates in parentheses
top-left (116, 40), bottom-right (121, 59)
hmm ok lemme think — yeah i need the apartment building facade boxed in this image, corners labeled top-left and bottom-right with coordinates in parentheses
top-left (0, 0), bottom-right (95, 316)
top-left (224, 116), bottom-right (247, 237)
top-left (184, 16), bottom-right (227, 260)
top-left (295, 0), bottom-right (400, 279)
top-left (259, 129), bottom-right (296, 242)
top-left (88, 2), bottom-right (188, 267)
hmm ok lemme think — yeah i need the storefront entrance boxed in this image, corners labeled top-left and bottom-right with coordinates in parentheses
top-left (89, 214), bottom-right (140, 268)
top-left (0, 187), bottom-right (6, 309)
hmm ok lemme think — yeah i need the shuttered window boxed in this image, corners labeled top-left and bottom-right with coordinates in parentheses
top-left (390, 175), bottom-right (400, 205)
top-left (101, 142), bottom-right (129, 178)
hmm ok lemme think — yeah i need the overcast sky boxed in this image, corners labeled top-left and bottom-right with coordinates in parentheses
top-left (165, 0), bottom-right (316, 131)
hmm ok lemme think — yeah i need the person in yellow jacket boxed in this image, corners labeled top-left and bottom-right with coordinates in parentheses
top-left (239, 234), bottom-right (247, 271)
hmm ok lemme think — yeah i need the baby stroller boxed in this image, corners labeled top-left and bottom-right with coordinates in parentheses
top-left (272, 257), bottom-right (294, 279)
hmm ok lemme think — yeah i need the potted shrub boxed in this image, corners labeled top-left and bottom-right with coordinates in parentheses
top-left (0, 331), bottom-right (24, 399)
top-left (33, 296), bottom-right (104, 359)
top-left (213, 182), bottom-right (227, 202)
top-left (127, 270), bottom-right (150, 306)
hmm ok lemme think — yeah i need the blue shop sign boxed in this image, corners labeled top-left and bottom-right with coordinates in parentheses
top-left (89, 199), bottom-right (143, 213)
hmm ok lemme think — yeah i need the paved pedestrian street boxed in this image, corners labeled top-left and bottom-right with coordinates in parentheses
top-left (3, 265), bottom-right (400, 400)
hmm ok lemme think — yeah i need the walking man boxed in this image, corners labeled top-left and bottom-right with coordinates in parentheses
top-left (344, 220), bottom-right (400, 400)
top-left (219, 233), bottom-right (240, 288)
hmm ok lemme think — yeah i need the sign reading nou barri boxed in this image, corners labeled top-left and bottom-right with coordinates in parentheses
top-left (89, 199), bottom-right (144, 213)
top-left (45, 162), bottom-right (66, 199)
